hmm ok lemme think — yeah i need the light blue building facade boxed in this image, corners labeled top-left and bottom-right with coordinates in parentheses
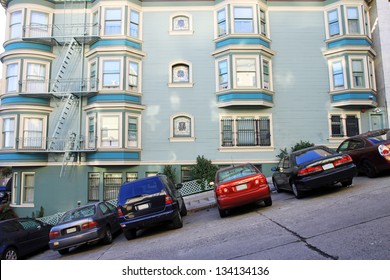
top-left (0, 0), bottom-right (387, 217)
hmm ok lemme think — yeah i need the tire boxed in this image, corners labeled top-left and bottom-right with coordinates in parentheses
top-left (362, 160), bottom-right (377, 178)
top-left (102, 226), bottom-right (113, 244)
top-left (341, 179), bottom-right (353, 187)
top-left (172, 212), bottom-right (183, 229)
top-left (272, 179), bottom-right (282, 193)
top-left (264, 197), bottom-right (272, 207)
top-left (180, 202), bottom-right (188, 217)
top-left (2, 247), bottom-right (18, 260)
top-left (291, 182), bottom-right (303, 199)
top-left (58, 248), bottom-right (69, 255)
top-left (218, 208), bottom-right (228, 218)
top-left (123, 229), bottom-right (137, 240)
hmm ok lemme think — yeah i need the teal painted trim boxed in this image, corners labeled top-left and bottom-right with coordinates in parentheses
top-left (327, 38), bottom-right (371, 49)
top-left (0, 153), bottom-right (48, 161)
top-left (332, 92), bottom-right (377, 102)
top-left (4, 42), bottom-right (52, 52)
top-left (87, 151), bottom-right (140, 160)
top-left (88, 94), bottom-right (141, 104)
top-left (91, 39), bottom-right (141, 50)
top-left (218, 92), bottom-right (273, 103)
top-left (216, 37), bottom-right (270, 49)
top-left (1, 96), bottom-right (50, 105)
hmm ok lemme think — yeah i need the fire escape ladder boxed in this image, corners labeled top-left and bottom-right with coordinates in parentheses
top-left (60, 132), bottom-right (77, 178)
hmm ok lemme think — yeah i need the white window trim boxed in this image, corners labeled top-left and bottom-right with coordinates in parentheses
top-left (26, 8), bottom-right (53, 38)
top-left (21, 172), bottom-right (35, 207)
top-left (169, 113), bottom-right (195, 142)
top-left (231, 5), bottom-right (258, 35)
top-left (168, 60), bottom-right (194, 87)
top-left (215, 56), bottom-right (230, 92)
top-left (128, 7), bottom-right (142, 39)
top-left (214, 6), bottom-right (228, 38)
top-left (344, 5), bottom-right (364, 35)
top-left (169, 12), bottom-right (194, 35)
top-left (97, 113), bottom-right (123, 149)
top-left (18, 114), bottom-right (47, 150)
top-left (328, 112), bottom-right (361, 141)
top-left (324, 6), bottom-right (343, 39)
top-left (102, 6), bottom-right (125, 36)
top-left (85, 113), bottom-right (97, 149)
top-left (328, 57), bottom-right (347, 92)
top-left (261, 56), bottom-right (273, 91)
top-left (99, 57), bottom-right (124, 91)
top-left (3, 61), bottom-right (21, 94)
top-left (88, 59), bottom-right (98, 92)
top-left (125, 113), bottom-right (142, 148)
top-left (22, 59), bottom-right (50, 93)
top-left (219, 113), bottom-right (274, 151)
top-left (11, 172), bottom-right (18, 205)
top-left (126, 58), bottom-right (142, 93)
top-left (6, 9), bottom-right (25, 40)
top-left (259, 7), bottom-right (270, 38)
top-left (368, 57), bottom-right (376, 91)
top-left (348, 55), bottom-right (369, 90)
top-left (0, 115), bottom-right (17, 149)
top-left (232, 55), bottom-right (260, 89)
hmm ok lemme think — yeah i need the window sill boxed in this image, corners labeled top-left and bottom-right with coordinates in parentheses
top-left (169, 137), bottom-right (195, 142)
top-left (11, 203), bottom-right (35, 208)
top-left (168, 83), bottom-right (194, 88)
top-left (169, 30), bottom-right (194, 36)
top-left (219, 146), bottom-right (274, 152)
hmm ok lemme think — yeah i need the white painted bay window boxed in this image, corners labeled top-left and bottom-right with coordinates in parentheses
top-left (1, 117), bottom-right (16, 149)
top-left (100, 115), bottom-right (120, 148)
top-left (104, 8), bottom-right (122, 35)
top-left (6, 62), bottom-right (19, 93)
top-left (102, 60), bottom-right (121, 88)
top-left (9, 10), bottom-right (22, 39)
top-left (233, 7), bottom-right (254, 33)
top-left (30, 11), bottom-right (49, 37)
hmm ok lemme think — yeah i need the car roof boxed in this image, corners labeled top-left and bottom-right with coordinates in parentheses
top-left (290, 145), bottom-right (332, 156)
top-left (351, 128), bottom-right (389, 139)
top-left (217, 163), bottom-right (253, 173)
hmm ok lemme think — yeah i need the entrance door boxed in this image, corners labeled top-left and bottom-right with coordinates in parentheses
top-left (370, 114), bottom-right (384, 130)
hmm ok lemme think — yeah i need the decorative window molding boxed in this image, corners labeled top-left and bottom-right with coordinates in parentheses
top-left (170, 113), bottom-right (195, 142)
top-left (168, 60), bottom-right (193, 87)
top-left (328, 112), bottom-right (361, 140)
top-left (169, 13), bottom-right (194, 35)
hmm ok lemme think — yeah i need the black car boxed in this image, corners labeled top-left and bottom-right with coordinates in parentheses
top-left (0, 218), bottom-right (52, 260)
top-left (272, 145), bottom-right (356, 198)
top-left (0, 186), bottom-right (10, 204)
top-left (117, 175), bottom-right (187, 240)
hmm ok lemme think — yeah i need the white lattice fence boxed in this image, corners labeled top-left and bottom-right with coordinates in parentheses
top-left (37, 212), bottom-right (65, 225)
top-left (179, 180), bottom-right (213, 196)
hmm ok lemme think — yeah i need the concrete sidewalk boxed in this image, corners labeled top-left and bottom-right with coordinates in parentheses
top-left (183, 178), bottom-right (275, 213)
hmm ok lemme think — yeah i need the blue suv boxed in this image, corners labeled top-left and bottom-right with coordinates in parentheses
top-left (117, 175), bottom-right (187, 240)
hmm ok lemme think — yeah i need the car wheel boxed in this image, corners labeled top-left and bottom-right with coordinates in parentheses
top-left (172, 212), bottom-right (183, 229)
top-left (2, 247), bottom-right (18, 260)
top-left (291, 182), bottom-right (303, 199)
top-left (180, 202), bottom-right (188, 217)
top-left (341, 179), bottom-right (353, 187)
top-left (218, 208), bottom-right (229, 218)
top-left (58, 248), bottom-right (69, 255)
top-left (362, 160), bottom-right (377, 178)
top-left (272, 179), bottom-right (282, 193)
top-left (102, 227), bottom-right (113, 244)
top-left (123, 229), bottom-right (137, 240)
top-left (264, 197), bottom-right (272, 207)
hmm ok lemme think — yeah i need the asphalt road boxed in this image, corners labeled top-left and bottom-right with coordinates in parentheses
top-left (30, 174), bottom-right (390, 260)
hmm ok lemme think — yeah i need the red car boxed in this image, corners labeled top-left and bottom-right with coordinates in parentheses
top-left (337, 129), bottom-right (390, 178)
top-left (213, 163), bottom-right (272, 218)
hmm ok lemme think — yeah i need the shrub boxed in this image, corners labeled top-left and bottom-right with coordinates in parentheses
top-left (163, 165), bottom-right (177, 184)
top-left (0, 202), bottom-right (18, 221)
top-left (191, 155), bottom-right (218, 189)
top-left (276, 140), bottom-right (315, 160)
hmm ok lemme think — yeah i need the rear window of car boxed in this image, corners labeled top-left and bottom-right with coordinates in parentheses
top-left (368, 136), bottom-right (387, 144)
top-left (119, 177), bottom-right (165, 203)
top-left (60, 205), bottom-right (96, 223)
top-left (295, 149), bottom-right (332, 165)
top-left (217, 164), bottom-right (258, 183)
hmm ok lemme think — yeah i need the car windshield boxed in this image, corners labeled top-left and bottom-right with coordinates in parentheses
top-left (295, 148), bottom-right (332, 165)
top-left (217, 164), bottom-right (258, 183)
top-left (60, 205), bottom-right (96, 223)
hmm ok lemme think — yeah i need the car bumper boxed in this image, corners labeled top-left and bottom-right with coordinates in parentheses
top-left (49, 227), bottom-right (104, 251)
top-left (119, 204), bottom-right (178, 230)
top-left (216, 185), bottom-right (271, 210)
top-left (295, 164), bottom-right (356, 191)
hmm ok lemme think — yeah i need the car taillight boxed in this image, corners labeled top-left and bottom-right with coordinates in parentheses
top-left (49, 231), bottom-right (60, 239)
top-left (378, 144), bottom-right (390, 156)
top-left (216, 186), bottom-right (230, 195)
top-left (333, 155), bottom-right (353, 167)
top-left (117, 206), bottom-right (124, 217)
top-left (254, 175), bottom-right (267, 185)
top-left (81, 221), bottom-right (98, 230)
top-left (165, 194), bottom-right (173, 205)
top-left (297, 165), bottom-right (323, 176)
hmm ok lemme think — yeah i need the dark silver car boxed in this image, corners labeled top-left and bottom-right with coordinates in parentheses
top-left (49, 201), bottom-right (121, 255)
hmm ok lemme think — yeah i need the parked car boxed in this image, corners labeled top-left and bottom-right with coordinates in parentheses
top-left (0, 186), bottom-right (10, 204)
top-left (49, 201), bottom-right (121, 255)
top-left (213, 163), bottom-right (272, 218)
top-left (117, 175), bottom-right (187, 240)
top-left (336, 129), bottom-right (390, 178)
top-left (0, 218), bottom-right (52, 260)
top-left (272, 145), bottom-right (356, 199)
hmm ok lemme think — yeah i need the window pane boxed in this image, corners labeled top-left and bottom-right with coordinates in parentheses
top-left (23, 174), bottom-right (34, 203)
top-left (128, 61), bottom-right (138, 88)
top-left (128, 117), bottom-right (138, 147)
top-left (3, 118), bottom-right (15, 148)
top-left (236, 59), bottom-right (256, 87)
top-left (103, 60), bottom-right (120, 87)
top-left (346, 116), bottom-right (359, 136)
top-left (328, 10), bottom-right (340, 36)
top-left (10, 11), bottom-right (22, 38)
top-left (347, 7), bottom-right (360, 34)
top-left (352, 60), bottom-right (365, 87)
top-left (30, 11), bottom-right (49, 37)
top-left (173, 16), bottom-right (189, 31)
top-left (23, 118), bottom-right (43, 148)
top-left (237, 119), bottom-right (255, 146)
top-left (234, 7), bottom-right (253, 33)
top-left (6, 63), bottom-right (18, 92)
top-left (101, 116), bottom-right (119, 147)
top-left (88, 173), bottom-right (100, 201)
top-left (331, 115), bottom-right (343, 137)
top-left (221, 119), bottom-right (233, 147)
top-left (130, 10), bottom-right (139, 37)
top-left (332, 61), bottom-right (344, 88)
top-left (172, 64), bottom-right (189, 83)
top-left (218, 9), bottom-right (226, 36)
top-left (105, 9), bottom-right (122, 35)
top-left (236, 59), bottom-right (255, 71)
top-left (218, 60), bottom-right (228, 90)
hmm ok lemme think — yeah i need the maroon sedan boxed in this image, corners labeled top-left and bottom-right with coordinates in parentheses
top-left (213, 163), bottom-right (272, 218)
top-left (337, 129), bottom-right (390, 178)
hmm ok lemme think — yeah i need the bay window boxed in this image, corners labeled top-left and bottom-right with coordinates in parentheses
top-left (233, 7), bottom-right (254, 33)
top-left (100, 115), bottom-right (120, 147)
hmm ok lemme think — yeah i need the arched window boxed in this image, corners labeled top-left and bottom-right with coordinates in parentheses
top-left (169, 13), bottom-right (193, 35)
top-left (170, 114), bottom-right (195, 142)
top-left (169, 61), bottom-right (193, 87)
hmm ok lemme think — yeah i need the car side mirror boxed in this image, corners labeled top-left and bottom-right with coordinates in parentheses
top-left (176, 183), bottom-right (183, 190)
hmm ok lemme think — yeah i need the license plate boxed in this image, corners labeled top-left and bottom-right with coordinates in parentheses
top-left (322, 163), bottom-right (334, 170)
top-left (66, 227), bottom-right (77, 234)
top-left (236, 184), bottom-right (247, 191)
top-left (136, 203), bottom-right (149, 211)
